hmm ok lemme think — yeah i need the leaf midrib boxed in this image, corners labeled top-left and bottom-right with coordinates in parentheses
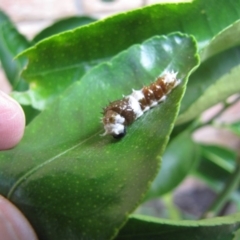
top-left (7, 131), bottom-right (101, 199)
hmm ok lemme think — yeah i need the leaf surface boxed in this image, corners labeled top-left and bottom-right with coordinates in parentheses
top-left (116, 214), bottom-right (240, 240)
top-left (145, 130), bottom-right (199, 200)
top-left (177, 14), bottom-right (240, 124)
top-left (32, 16), bottom-right (96, 43)
top-left (0, 9), bottom-right (29, 89)
top-left (194, 145), bottom-right (236, 190)
top-left (200, 20), bottom-right (240, 62)
top-left (177, 46), bottom-right (240, 124)
top-left (15, 0), bottom-right (240, 109)
top-left (0, 34), bottom-right (198, 240)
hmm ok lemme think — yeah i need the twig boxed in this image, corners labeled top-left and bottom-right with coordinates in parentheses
top-left (201, 157), bottom-right (240, 219)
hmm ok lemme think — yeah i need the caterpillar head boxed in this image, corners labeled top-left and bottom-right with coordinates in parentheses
top-left (102, 110), bottom-right (126, 139)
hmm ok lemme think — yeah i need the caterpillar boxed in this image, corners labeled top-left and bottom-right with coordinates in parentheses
top-left (101, 71), bottom-right (180, 139)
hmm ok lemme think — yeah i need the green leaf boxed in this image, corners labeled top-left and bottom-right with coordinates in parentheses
top-left (16, 0), bottom-right (240, 109)
top-left (200, 145), bottom-right (236, 173)
top-left (21, 105), bottom-right (40, 125)
top-left (0, 9), bottom-right (30, 89)
top-left (177, 17), bottom-right (240, 125)
top-left (200, 20), bottom-right (240, 62)
top-left (145, 130), bottom-right (200, 200)
top-left (224, 121), bottom-right (240, 137)
top-left (0, 34), bottom-right (198, 240)
top-left (234, 228), bottom-right (240, 240)
top-left (116, 214), bottom-right (240, 240)
top-left (177, 45), bottom-right (240, 124)
top-left (194, 145), bottom-right (236, 190)
top-left (32, 16), bottom-right (97, 43)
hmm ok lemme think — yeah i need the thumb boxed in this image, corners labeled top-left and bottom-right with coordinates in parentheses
top-left (0, 195), bottom-right (38, 240)
top-left (0, 91), bottom-right (25, 150)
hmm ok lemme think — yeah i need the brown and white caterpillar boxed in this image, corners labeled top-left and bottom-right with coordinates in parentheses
top-left (101, 71), bottom-right (180, 139)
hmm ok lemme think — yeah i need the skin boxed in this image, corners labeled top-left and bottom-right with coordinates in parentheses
top-left (0, 90), bottom-right (38, 240)
top-left (0, 91), bottom-right (25, 150)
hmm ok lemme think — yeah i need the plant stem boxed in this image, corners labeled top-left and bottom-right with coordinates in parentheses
top-left (201, 158), bottom-right (240, 219)
top-left (162, 194), bottom-right (181, 220)
top-left (189, 96), bottom-right (240, 218)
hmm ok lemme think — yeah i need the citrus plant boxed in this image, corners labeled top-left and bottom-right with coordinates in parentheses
top-left (0, 0), bottom-right (240, 239)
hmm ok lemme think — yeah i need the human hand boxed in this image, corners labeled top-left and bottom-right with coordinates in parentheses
top-left (0, 90), bottom-right (25, 150)
top-left (0, 196), bottom-right (37, 240)
top-left (0, 91), bottom-right (37, 239)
